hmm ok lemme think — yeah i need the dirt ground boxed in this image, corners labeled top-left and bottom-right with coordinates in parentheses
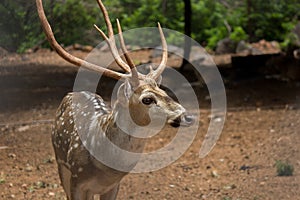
top-left (0, 50), bottom-right (300, 200)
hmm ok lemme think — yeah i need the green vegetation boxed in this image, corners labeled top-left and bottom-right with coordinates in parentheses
top-left (275, 160), bottom-right (294, 176)
top-left (0, 178), bottom-right (5, 184)
top-left (0, 0), bottom-right (299, 52)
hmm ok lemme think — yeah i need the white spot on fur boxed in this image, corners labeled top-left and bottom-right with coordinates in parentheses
top-left (73, 143), bottom-right (79, 149)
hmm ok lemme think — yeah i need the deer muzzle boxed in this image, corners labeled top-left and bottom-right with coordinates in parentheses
top-left (170, 113), bottom-right (195, 128)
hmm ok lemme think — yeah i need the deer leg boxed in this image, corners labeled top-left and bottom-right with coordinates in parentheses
top-left (86, 190), bottom-right (95, 200)
top-left (100, 184), bottom-right (120, 200)
top-left (58, 164), bottom-right (72, 200)
top-left (70, 188), bottom-right (85, 200)
top-left (70, 179), bottom-right (87, 200)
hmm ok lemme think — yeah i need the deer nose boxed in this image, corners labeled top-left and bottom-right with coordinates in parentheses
top-left (170, 113), bottom-right (195, 127)
top-left (181, 113), bottom-right (195, 126)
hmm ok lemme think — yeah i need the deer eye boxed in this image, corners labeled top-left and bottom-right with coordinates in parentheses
top-left (142, 97), bottom-right (155, 105)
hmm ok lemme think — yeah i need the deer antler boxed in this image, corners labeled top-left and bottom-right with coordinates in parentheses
top-left (36, 0), bottom-right (129, 80)
top-left (116, 19), bottom-right (140, 87)
top-left (149, 23), bottom-right (168, 80)
top-left (116, 19), bottom-right (135, 69)
top-left (36, 0), bottom-right (168, 84)
top-left (94, 0), bottom-right (131, 73)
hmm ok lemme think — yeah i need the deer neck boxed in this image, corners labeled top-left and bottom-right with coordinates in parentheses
top-left (82, 101), bottom-right (145, 148)
top-left (112, 101), bottom-right (149, 134)
top-left (78, 102), bottom-right (146, 173)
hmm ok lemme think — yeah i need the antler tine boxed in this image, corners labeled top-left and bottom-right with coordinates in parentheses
top-left (95, 0), bottom-right (131, 73)
top-left (116, 19), bottom-right (135, 68)
top-left (151, 23), bottom-right (168, 80)
top-left (36, 0), bottom-right (129, 81)
top-left (116, 19), bottom-right (140, 87)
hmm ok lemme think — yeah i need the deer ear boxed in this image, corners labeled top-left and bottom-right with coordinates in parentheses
top-left (123, 79), bottom-right (133, 100)
top-left (117, 79), bottom-right (133, 103)
top-left (156, 75), bottom-right (162, 86)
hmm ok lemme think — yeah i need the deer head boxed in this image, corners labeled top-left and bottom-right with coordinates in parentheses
top-left (36, 0), bottom-right (194, 129)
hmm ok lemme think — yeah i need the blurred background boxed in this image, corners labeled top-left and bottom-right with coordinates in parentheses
top-left (0, 0), bottom-right (299, 53)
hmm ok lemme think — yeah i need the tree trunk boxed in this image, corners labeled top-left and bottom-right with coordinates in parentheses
top-left (180, 0), bottom-right (192, 71)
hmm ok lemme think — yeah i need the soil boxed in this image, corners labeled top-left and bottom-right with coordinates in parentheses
top-left (0, 50), bottom-right (300, 200)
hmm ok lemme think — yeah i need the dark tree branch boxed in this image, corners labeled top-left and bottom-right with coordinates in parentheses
top-left (180, 0), bottom-right (192, 71)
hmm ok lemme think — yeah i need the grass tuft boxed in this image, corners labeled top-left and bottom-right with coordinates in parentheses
top-left (275, 160), bottom-right (294, 176)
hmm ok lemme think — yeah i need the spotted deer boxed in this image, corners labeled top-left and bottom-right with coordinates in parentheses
top-left (37, 0), bottom-right (194, 199)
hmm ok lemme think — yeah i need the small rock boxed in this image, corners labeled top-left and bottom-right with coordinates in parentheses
top-left (44, 156), bottom-right (55, 164)
top-left (9, 183), bottom-right (13, 187)
top-left (240, 165), bottom-right (251, 171)
top-left (17, 125), bottom-right (30, 132)
top-left (48, 192), bottom-right (55, 196)
top-left (36, 181), bottom-right (46, 188)
top-left (82, 45), bottom-right (93, 52)
top-left (140, 59), bottom-right (150, 64)
top-left (10, 194), bottom-right (15, 199)
top-left (8, 153), bottom-right (16, 159)
top-left (153, 187), bottom-right (160, 191)
top-left (25, 48), bottom-right (33, 54)
top-left (236, 40), bottom-right (251, 55)
top-left (72, 43), bottom-right (81, 50)
top-left (0, 146), bottom-right (9, 150)
top-left (25, 165), bottom-right (33, 172)
top-left (169, 184), bottom-right (175, 188)
top-left (260, 181), bottom-right (266, 185)
top-left (224, 184), bottom-right (236, 190)
top-left (213, 117), bottom-right (223, 123)
top-left (211, 170), bottom-right (219, 178)
top-left (193, 164), bottom-right (199, 168)
top-left (250, 47), bottom-right (263, 55)
top-left (216, 38), bottom-right (236, 54)
top-left (223, 185), bottom-right (232, 190)
top-left (293, 49), bottom-right (300, 59)
top-left (182, 165), bottom-right (192, 172)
